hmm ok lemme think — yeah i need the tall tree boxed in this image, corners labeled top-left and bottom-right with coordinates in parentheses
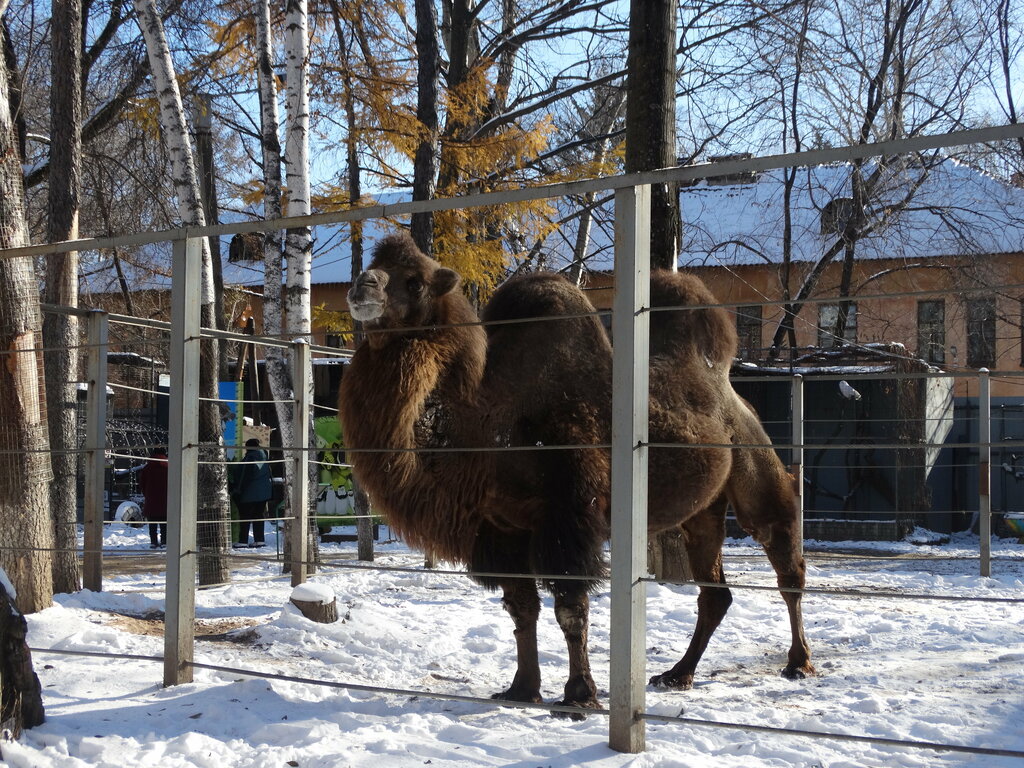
top-left (255, 0), bottom-right (289, 456)
top-left (133, 0), bottom-right (230, 585)
top-left (994, 0), bottom-right (1024, 170)
top-left (42, 0), bottom-right (83, 594)
top-left (411, 0), bottom-right (439, 255)
top-left (767, 0), bottom-right (987, 352)
top-left (625, 0), bottom-right (679, 270)
top-left (0, 11), bottom-right (54, 614)
top-left (283, 0), bottom-right (318, 572)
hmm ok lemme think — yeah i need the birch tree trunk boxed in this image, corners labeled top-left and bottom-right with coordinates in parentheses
top-left (568, 90), bottom-right (625, 285)
top-left (283, 0), bottom-right (318, 573)
top-left (0, 21), bottom-right (54, 614)
top-left (255, 0), bottom-right (291, 450)
top-left (43, 0), bottom-right (83, 594)
top-left (134, 0), bottom-right (230, 585)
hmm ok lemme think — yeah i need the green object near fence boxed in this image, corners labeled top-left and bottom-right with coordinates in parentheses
top-left (315, 416), bottom-right (354, 493)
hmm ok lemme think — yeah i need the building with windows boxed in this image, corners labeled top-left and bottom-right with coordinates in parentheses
top-left (676, 159), bottom-right (1024, 398)
top-left (570, 159), bottom-right (1024, 535)
top-left (579, 158), bottom-right (1024, 398)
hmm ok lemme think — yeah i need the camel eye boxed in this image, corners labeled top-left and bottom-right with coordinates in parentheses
top-left (407, 277), bottom-right (423, 296)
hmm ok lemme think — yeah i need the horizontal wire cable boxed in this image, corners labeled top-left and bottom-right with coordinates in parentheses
top-left (639, 711), bottom-right (1024, 760)
top-left (164, 549), bottom-right (1024, 602)
top-left (641, 575), bottom-right (1024, 604)
top-left (23, 648), bottom-right (1023, 759)
top-left (105, 381), bottom-right (168, 398)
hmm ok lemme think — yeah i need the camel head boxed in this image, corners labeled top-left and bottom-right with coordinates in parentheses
top-left (348, 234), bottom-right (461, 331)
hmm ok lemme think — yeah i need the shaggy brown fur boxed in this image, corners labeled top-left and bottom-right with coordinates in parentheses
top-left (339, 233), bottom-right (813, 713)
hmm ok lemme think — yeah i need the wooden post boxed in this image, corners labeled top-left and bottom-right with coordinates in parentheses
top-left (608, 183), bottom-right (651, 754)
top-left (979, 368), bottom-right (991, 577)
top-left (291, 338), bottom-right (311, 586)
top-left (82, 309), bottom-right (108, 592)
top-left (164, 235), bottom-right (202, 686)
top-left (791, 374), bottom-right (804, 553)
top-left (354, 482), bottom-right (374, 562)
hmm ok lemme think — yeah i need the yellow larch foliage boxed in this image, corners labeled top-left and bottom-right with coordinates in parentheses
top-left (311, 302), bottom-right (355, 343)
top-left (426, 63), bottom-right (560, 298)
top-left (122, 96), bottom-right (162, 139)
top-left (205, 16), bottom-right (258, 79)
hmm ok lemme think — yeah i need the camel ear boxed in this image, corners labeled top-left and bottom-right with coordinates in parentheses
top-left (432, 268), bottom-right (460, 297)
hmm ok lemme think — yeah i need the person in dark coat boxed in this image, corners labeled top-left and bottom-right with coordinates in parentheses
top-left (231, 438), bottom-right (273, 547)
top-left (140, 448), bottom-right (168, 549)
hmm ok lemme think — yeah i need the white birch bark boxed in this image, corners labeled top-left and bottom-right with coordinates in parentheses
top-left (256, 0), bottom-right (289, 425)
top-left (255, 0), bottom-right (298, 536)
top-left (284, 0), bottom-right (312, 341)
top-left (133, 0), bottom-right (212, 280)
top-left (133, 0), bottom-right (230, 584)
top-left (282, 0), bottom-right (318, 572)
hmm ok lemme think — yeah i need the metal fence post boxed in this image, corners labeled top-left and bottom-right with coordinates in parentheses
top-left (791, 374), bottom-right (804, 553)
top-left (83, 310), bottom-right (108, 592)
top-left (979, 368), bottom-right (991, 577)
top-left (291, 338), bottom-right (311, 587)
top-left (164, 235), bottom-right (202, 686)
top-left (608, 183), bottom-right (651, 754)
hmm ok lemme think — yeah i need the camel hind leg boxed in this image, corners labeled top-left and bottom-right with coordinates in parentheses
top-left (761, 519), bottom-right (814, 680)
top-left (729, 445), bottom-right (814, 680)
top-left (649, 498), bottom-right (733, 690)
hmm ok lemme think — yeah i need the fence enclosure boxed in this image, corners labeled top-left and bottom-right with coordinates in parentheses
top-left (6, 123), bottom-right (1024, 758)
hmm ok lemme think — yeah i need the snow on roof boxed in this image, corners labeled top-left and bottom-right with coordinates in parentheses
top-left (676, 158), bottom-right (1024, 268)
top-left (78, 159), bottom-right (1024, 295)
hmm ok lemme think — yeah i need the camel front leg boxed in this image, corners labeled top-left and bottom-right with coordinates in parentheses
top-left (492, 578), bottom-right (543, 704)
top-left (552, 586), bottom-right (599, 718)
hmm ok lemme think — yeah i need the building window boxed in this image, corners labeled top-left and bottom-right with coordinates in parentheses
top-left (736, 305), bottom-right (762, 359)
top-left (917, 300), bottom-right (945, 364)
top-left (967, 298), bottom-right (996, 368)
top-left (324, 333), bottom-right (346, 348)
top-left (818, 303), bottom-right (857, 348)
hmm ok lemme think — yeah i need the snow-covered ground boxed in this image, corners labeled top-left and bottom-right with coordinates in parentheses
top-left (4, 525), bottom-right (1023, 768)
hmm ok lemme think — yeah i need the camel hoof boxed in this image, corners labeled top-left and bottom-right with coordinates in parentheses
top-left (491, 688), bottom-right (542, 704)
top-left (648, 672), bottom-right (694, 690)
top-left (550, 698), bottom-right (599, 721)
top-left (781, 663), bottom-right (816, 681)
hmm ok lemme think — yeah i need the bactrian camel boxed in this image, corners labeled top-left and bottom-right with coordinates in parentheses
top-left (339, 232), bottom-right (813, 714)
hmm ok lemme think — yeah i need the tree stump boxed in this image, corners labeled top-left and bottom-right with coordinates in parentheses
top-left (0, 578), bottom-right (45, 737)
top-left (289, 583), bottom-right (338, 624)
top-left (648, 526), bottom-right (692, 583)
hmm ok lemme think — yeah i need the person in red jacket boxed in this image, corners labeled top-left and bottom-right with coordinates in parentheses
top-left (140, 448), bottom-right (168, 549)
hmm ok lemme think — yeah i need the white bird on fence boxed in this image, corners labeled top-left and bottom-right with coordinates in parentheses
top-left (838, 380), bottom-right (862, 400)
